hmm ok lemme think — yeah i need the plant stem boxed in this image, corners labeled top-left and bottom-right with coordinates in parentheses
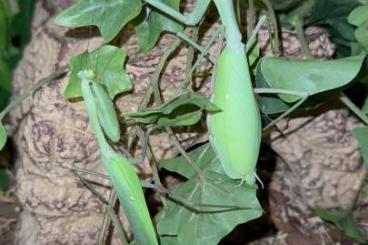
top-left (247, 0), bottom-right (255, 38)
top-left (340, 93), bottom-right (368, 125)
top-left (0, 65), bottom-right (68, 120)
top-left (259, 0), bottom-right (281, 56)
top-left (245, 15), bottom-right (268, 52)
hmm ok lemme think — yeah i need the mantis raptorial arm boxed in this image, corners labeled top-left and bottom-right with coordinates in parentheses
top-left (144, 0), bottom-right (211, 26)
top-left (253, 88), bottom-right (309, 130)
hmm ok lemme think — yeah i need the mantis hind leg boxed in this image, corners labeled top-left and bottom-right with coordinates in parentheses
top-left (71, 169), bottom-right (128, 244)
top-left (253, 88), bottom-right (309, 130)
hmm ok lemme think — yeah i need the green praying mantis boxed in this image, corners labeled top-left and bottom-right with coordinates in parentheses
top-left (0, 0), bottom-right (364, 244)
top-left (52, 0), bottom-right (314, 244)
top-left (54, 0), bottom-right (345, 244)
top-left (78, 70), bottom-right (158, 245)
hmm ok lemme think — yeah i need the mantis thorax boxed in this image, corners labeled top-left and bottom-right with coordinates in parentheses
top-left (78, 69), bottom-right (96, 82)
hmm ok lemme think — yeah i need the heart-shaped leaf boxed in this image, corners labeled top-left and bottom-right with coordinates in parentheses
top-left (65, 45), bottom-right (132, 99)
top-left (134, 0), bottom-right (182, 52)
top-left (156, 143), bottom-right (262, 245)
top-left (54, 0), bottom-right (142, 42)
top-left (124, 92), bottom-right (220, 126)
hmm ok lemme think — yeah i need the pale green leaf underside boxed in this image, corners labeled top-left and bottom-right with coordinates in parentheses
top-left (355, 21), bottom-right (368, 50)
top-left (124, 92), bottom-right (220, 126)
top-left (156, 143), bottom-right (262, 245)
top-left (348, 5), bottom-right (368, 26)
top-left (54, 0), bottom-right (142, 42)
top-left (159, 143), bottom-right (222, 179)
top-left (257, 54), bottom-right (365, 103)
top-left (65, 45), bottom-right (132, 99)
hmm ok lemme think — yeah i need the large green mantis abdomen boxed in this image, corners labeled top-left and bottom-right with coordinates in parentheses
top-left (208, 45), bottom-right (262, 183)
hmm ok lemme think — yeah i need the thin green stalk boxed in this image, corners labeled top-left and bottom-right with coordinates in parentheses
top-left (184, 27), bottom-right (199, 91)
top-left (247, 0), bottom-right (255, 38)
top-left (186, 25), bottom-right (224, 81)
top-left (259, 0), bottom-right (281, 56)
top-left (245, 15), bottom-right (268, 52)
top-left (72, 170), bottom-right (129, 244)
top-left (294, 18), bottom-right (312, 59)
top-left (0, 65), bottom-right (68, 120)
top-left (340, 93), bottom-right (368, 125)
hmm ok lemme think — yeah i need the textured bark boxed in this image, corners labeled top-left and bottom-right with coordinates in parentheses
top-left (5, 0), bottom-right (361, 244)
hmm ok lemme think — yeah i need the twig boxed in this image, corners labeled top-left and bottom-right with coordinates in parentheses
top-left (0, 65), bottom-right (68, 120)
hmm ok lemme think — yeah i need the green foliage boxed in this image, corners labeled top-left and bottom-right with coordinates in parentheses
top-left (0, 167), bottom-right (10, 191)
top-left (306, 0), bottom-right (360, 57)
top-left (0, 0), bottom-right (13, 111)
top-left (66, 45), bottom-right (132, 99)
top-left (352, 126), bottom-right (368, 165)
top-left (348, 5), bottom-right (368, 26)
top-left (135, 0), bottom-right (182, 52)
top-left (156, 144), bottom-right (262, 245)
top-left (256, 54), bottom-right (365, 103)
top-left (0, 0), bottom-right (35, 111)
top-left (0, 122), bottom-right (6, 150)
top-left (348, 5), bottom-right (368, 50)
top-left (54, 0), bottom-right (142, 42)
top-left (124, 92), bottom-right (220, 126)
top-left (315, 207), bottom-right (367, 243)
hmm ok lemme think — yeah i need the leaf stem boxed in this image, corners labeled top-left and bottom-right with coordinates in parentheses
top-left (340, 93), bottom-right (368, 125)
top-left (0, 65), bottom-right (68, 120)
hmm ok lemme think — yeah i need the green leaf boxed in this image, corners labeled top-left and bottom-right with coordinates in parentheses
top-left (256, 54), bottom-right (365, 103)
top-left (124, 92), bottom-right (220, 127)
top-left (65, 45), bottom-right (132, 99)
top-left (0, 59), bottom-right (11, 110)
top-left (0, 122), bottom-right (7, 150)
top-left (160, 143), bottom-right (223, 179)
top-left (134, 0), bottom-right (182, 53)
top-left (362, 96), bottom-right (368, 114)
top-left (11, 0), bottom-right (35, 52)
top-left (352, 126), bottom-right (368, 165)
top-left (355, 21), bottom-right (368, 50)
top-left (306, 0), bottom-right (359, 57)
top-left (0, 0), bottom-right (11, 50)
top-left (156, 144), bottom-right (262, 244)
top-left (314, 207), bottom-right (367, 243)
top-left (348, 5), bottom-right (368, 26)
top-left (53, 0), bottom-right (142, 42)
top-left (0, 167), bottom-right (10, 191)
top-left (256, 72), bottom-right (291, 115)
